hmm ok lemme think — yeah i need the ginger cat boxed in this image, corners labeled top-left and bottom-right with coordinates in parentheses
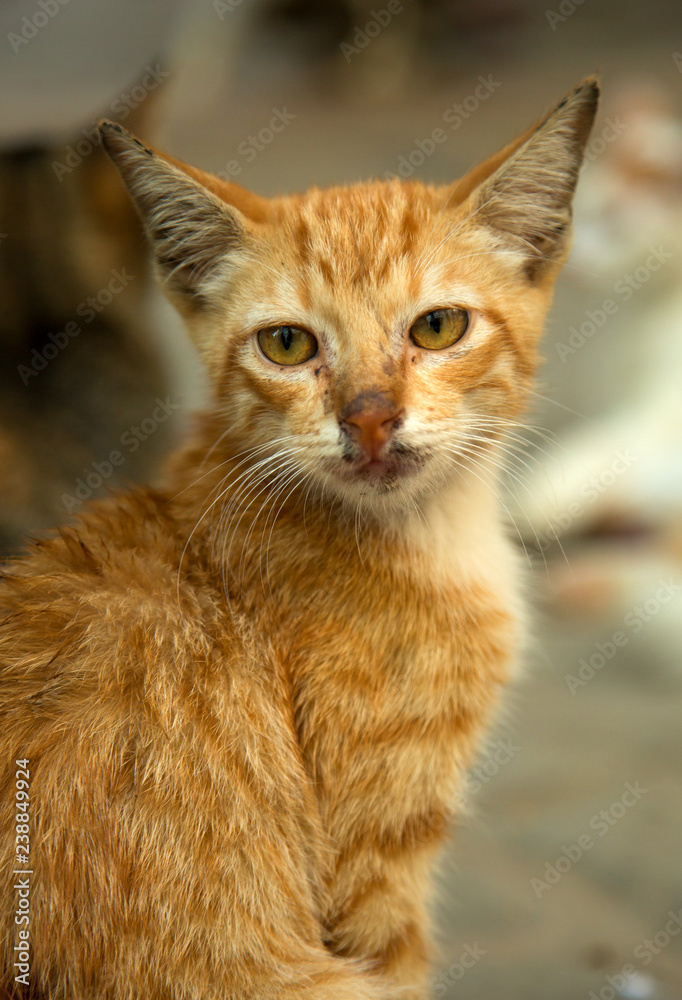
top-left (0, 79), bottom-right (598, 999)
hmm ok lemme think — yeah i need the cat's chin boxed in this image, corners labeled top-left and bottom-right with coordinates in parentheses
top-left (322, 454), bottom-right (438, 517)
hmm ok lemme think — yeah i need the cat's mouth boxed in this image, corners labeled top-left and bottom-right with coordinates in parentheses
top-left (354, 458), bottom-right (402, 481)
top-left (337, 447), bottom-right (426, 487)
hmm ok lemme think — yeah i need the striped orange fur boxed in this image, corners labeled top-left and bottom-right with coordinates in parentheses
top-left (0, 79), bottom-right (598, 999)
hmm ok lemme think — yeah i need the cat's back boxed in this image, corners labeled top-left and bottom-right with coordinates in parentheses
top-left (0, 488), bottom-right (233, 738)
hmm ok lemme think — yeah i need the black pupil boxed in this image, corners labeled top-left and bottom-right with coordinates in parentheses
top-left (280, 327), bottom-right (293, 351)
top-left (428, 312), bottom-right (442, 334)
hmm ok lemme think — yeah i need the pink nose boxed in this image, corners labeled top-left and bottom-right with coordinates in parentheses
top-left (342, 404), bottom-right (403, 461)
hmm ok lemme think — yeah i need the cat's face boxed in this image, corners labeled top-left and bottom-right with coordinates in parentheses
top-left (100, 79), bottom-right (598, 519)
top-left (198, 182), bottom-right (546, 516)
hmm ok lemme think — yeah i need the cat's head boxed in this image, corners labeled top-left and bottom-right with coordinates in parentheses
top-left (100, 80), bottom-right (598, 519)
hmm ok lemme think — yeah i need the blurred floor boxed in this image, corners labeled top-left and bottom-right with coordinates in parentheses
top-left (435, 585), bottom-right (682, 999)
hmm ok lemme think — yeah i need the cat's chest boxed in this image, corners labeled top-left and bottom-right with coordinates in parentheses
top-left (272, 533), bottom-right (520, 808)
top-left (247, 495), bottom-right (524, 860)
top-left (284, 509), bottom-right (519, 691)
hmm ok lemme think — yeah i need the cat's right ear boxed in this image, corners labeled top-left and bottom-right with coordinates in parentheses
top-left (98, 121), bottom-right (257, 305)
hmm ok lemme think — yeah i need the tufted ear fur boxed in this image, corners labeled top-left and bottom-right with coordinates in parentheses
top-left (98, 120), bottom-right (262, 305)
top-left (450, 78), bottom-right (599, 280)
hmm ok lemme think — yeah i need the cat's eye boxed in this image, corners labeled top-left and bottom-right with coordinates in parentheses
top-left (257, 325), bottom-right (318, 366)
top-left (410, 308), bottom-right (469, 350)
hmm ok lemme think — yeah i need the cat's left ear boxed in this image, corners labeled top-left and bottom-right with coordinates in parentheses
top-left (98, 121), bottom-right (265, 304)
top-left (449, 77), bottom-right (599, 280)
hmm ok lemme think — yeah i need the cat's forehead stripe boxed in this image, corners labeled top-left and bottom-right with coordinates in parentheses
top-left (281, 182), bottom-right (438, 288)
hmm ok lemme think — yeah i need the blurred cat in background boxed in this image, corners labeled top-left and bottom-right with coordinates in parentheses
top-left (517, 83), bottom-right (682, 626)
top-left (0, 89), bottom-right (197, 556)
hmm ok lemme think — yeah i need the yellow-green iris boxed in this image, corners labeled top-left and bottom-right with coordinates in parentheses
top-left (258, 326), bottom-right (318, 366)
top-left (410, 308), bottom-right (469, 350)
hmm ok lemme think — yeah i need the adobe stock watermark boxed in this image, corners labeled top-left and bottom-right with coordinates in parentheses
top-left (535, 449), bottom-right (637, 551)
top-left (384, 75), bottom-right (502, 180)
top-left (545, 0), bottom-right (587, 31)
top-left (556, 246), bottom-right (673, 362)
top-left (61, 397), bottom-right (181, 512)
top-left (51, 64), bottom-right (170, 181)
top-left (531, 781), bottom-right (647, 898)
top-left (466, 738), bottom-right (521, 795)
top-left (565, 578), bottom-right (682, 694)
top-left (432, 942), bottom-right (486, 996)
top-left (13, 758), bottom-right (31, 988)
top-left (7, 0), bottom-right (71, 54)
top-left (673, 52), bottom-right (682, 72)
top-left (17, 268), bottom-right (135, 385)
top-left (213, 0), bottom-right (245, 17)
top-left (214, 108), bottom-right (296, 181)
top-left (583, 116), bottom-right (629, 162)
top-left (340, 0), bottom-right (408, 62)
top-left (589, 908), bottom-right (682, 1000)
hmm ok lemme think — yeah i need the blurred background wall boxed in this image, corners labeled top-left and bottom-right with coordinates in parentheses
top-left (1, 1), bottom-right (681, 997)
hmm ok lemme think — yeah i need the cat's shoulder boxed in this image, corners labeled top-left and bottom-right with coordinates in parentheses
top-left (0, 486), bottom-right (221, 653)
top-left (2, 487), bottom-right (175, 587)
top-left (0, 488), bottom-right (249, 767)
